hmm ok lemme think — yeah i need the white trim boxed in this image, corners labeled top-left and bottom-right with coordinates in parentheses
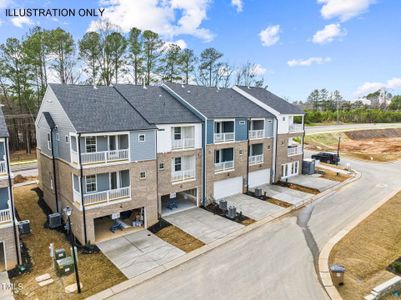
top-left (85, 174), bottom-right (97, 193)
top-left (85, 136), bottom-right (97, 153)
top-left (109, 171), bottom-right (121, 190)
top-left (80, 131), bottom-right (130, 137)
top-left (138, 134), bottom-right (146, 143)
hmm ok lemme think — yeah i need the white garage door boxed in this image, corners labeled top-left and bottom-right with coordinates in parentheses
top-left (249, 169), bottom-right (270, 188)
top-left (213, 177), bottom-right (243, 200)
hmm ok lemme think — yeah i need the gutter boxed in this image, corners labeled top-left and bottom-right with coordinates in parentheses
top-left (5, 137), bottom-right (21, 265)
top-left (50, 128), bottom-right (59, 213)
top-left (77, 133), bottom-right (88, 244)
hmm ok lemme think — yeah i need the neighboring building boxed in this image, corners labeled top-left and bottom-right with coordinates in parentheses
top-left (114, 85), bottom-right (203, 216)
top-left (36, 84), bottom-right (159, 244)
top-left (233, 86), bottom-right (305, 182)
top-left (0, 108), bottom-right (20, 271)
top-left (162, 83), bottom-right (276, 204)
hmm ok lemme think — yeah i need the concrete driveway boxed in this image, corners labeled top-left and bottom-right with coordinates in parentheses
top-left (287, 174), bottom-right (338, 192)
top-left (223, 193), bottom-right (285, 221)
top-left (164, 208), bottom-right (243, 244)
top-left (97, 230), bottom-right (185, 279)
top-left (255, 184), bottom-right (314, 206)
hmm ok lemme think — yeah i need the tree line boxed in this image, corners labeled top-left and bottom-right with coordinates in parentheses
top-left (0, 22), bottom-right (265, 152)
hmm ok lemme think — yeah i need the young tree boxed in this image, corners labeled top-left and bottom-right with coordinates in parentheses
top-left (180, 48), bottom-right (196, 84)
top-left (142, 30), bottom-right (164, 85)
top-left (389, 95), bottom-right (401, 110)
top-left (104, 32), bottom-right (127, 84)
top-left (79, 31), bottom-right (101, 85)
top-left (197, 48), bottom-right (223, 87)
top-left (307, 89), bottom-right (320, 111)
top-left (161, 44), bottom-right (182, 83)
top-left (128, 27), bottom-right (144, 85)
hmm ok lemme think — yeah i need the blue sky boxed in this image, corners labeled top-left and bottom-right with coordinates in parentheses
top-left (0, 0), bottom-right (400, 102)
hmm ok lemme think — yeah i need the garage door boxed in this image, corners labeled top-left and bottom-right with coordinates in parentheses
top-left (213, 177), bottom-right (243, 200)
top-left (249, 169), bottom-right (270, 188)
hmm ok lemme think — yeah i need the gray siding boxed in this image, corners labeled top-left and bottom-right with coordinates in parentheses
top-left (96, 173), bottom-right (109, 192)
top-left (206, 120), bottom-right (214, 144)
top-left (0, 187), bottom-right (9, 210)
top-left (265, 118), bottom-right (274, 137)
top-left (36, 87), bottom-right (76, 162)
top-left (235, 118), bottom-right (248, 141)
top-left (121, 170), bottom-right (130, 187)
top-left (130, 130), bottom-right (156, 161)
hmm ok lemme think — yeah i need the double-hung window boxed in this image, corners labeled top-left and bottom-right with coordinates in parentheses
top-left (86, 137), bottom-right (96, 153)
top-left (174, 157), bottom-right (182, 172)
top-left (174, 127), bottom-right (181, 140)
top-left (86, 175), bottom-right (97, 193)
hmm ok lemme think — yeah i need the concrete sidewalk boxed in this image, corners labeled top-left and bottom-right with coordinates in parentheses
top-left (0, 272), bottom-right (15, 300)
top-left (287, 174), bottom-right (338, 192)
top-left (255, 184), bottom-right (313, 206)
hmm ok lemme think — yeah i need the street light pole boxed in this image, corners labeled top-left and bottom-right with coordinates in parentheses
top-left (64, 207), bottom-right (81, 293)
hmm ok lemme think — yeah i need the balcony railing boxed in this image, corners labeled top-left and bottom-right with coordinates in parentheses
top-left (74, 186), bottom-right (131, 206)
top-left (215, 161), bottom-right (234, 172)
top-left (0, 161), bottom-right (6, 174)
top-left (75, 149), bottom-right (129, 165)
top-left (249, 130), bottom-right (265, 139)
top-left (288, 145), bottom-right (303, 156)
top-left (172, 138), bottom-right (195, 150)
top-left (289, 124), bottom-right (303, 133)
top-left (249, 154), bottom-right (264, 165)
top-left (0, 209), bottom-right (11, 223)
top-left (171, 169), bottom-right (196, 182)
top-left (214, 132), bottom-right (235, 143)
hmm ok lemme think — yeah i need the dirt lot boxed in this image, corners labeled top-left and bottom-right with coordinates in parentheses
top-left (155, 225), bottom-right (204, 253)
top-left (316, 167), bottom-right (351, 182)
top-left (329, 190), bottom-right (401, 299)
top-left (305, 129), bottom-right (401, 162)
top-left (10, 150), bottom-right (37, 163)
top-left (11, 184), bottom-right (126, 299)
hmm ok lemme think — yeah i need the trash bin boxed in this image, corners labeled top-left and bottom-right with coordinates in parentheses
top-left (330, 264), bottom-right (345, 286)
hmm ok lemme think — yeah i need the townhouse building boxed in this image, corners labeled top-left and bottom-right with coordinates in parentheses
top-left (0, 109), bottom-right (20, 271)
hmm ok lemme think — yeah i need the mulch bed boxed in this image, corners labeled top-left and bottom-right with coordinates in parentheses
top-left (204, 203), bottom-right (256, 225)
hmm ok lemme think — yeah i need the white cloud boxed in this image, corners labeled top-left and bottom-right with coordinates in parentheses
top-left (0, 0), bottom-right (12, 9)
top-left (252, 64), bottom-right (267, 76)
top-left (163, 39), bottom-right (187, 50)
top-left (231, 0), bottom-right (243, 12)
top-left (89, 0), bottom-right (214, 42)
top-left (354, 78), bottom-right (401, 96)
top-left (287, 57), bottom-right (332, 67)
top-left (312, 23), bottom-right (346, 44)
top-left (318, 0), bottom-right (376, 22)
top-left (259, 25), bottom-right (280, 47)
top-left (11, 16), bottom-right (33, 28)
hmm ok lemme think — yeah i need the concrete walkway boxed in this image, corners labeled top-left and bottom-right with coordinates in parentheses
top-left (164, 208), bottom-right (243, 244)
top-left (0, 272), bottom-right (15, 300)
top-left (97, 230), bottom-right (185, 279)
top-left (223, 194), bottom-right (285, 221)
top-left (255, 184), bottom-right (313, 206)
top-left (287, 174), bottom-right (338, 192)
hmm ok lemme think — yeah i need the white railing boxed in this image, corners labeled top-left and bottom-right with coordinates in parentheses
top-left (0, 161), bottom-right (6, 174)
top-left (81, 186), bottom-right (131, 206)
top-left (215, 161), bottom-right (234, 172)
top-left (172, 138), bottom-right (195, 150)
top-left (71, 150), bottom-right (79, 165)
top-left (288, 145), bottom-right (303, 156)
top-left (0, 209), bottom-right (11, 223)
top-left (289, 124), bottom-right (303, 133)
top-left (73, 189), bottom-right (81, 204)
top-left (214, 132), bottom-right (235, 143)
top-left (171, 169), bottom-right (196, 182)
top-left (249, 130), bottom-right (265, 139)
top-left (80, 149), bottom-right (129, 165)
top-left (249, 154), bottom-right (264, 165)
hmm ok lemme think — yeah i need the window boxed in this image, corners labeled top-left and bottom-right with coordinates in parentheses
top-left (138, 134), bottom-right (145, 142)
top-left (282, 117), bottom-right (286, 121)
top-left (239, 121), bottom-right (246, 125)
top-left (239, 150), bottom-right (243, 155)
top-left (65, 135), bottom-right (69, 143)
top-left (173, 127), bottom-right (181, 140)
top-left (140, 171), bottom-right (146, 179)
top-left (86, 175), bottom-right (97, 193)
top-left (47, 133), bottom-right (51, 150)
top-left (56, 133), bottom-right (60, 141)
top-left (159, 163), bottom-right (165, 170)
top-left (174, 157), bottom-right (182, 172)
top-left (85, 136), bottom-right (96, 153)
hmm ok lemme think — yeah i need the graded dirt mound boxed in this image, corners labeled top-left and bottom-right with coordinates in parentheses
top-left (345, 128), bottom-right (401, 140)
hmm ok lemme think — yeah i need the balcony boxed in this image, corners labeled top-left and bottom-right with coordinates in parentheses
top-left (74, 186), bottom-right (131, 207)
top-left (0, 208), bottom-right (11, 223)
top-left (289, 124), bottom-right (303, 133)
top-left (172, 138), bottom-right (195, 150)
top-left (171, 169), bottom-right (195, 182)
top-left (249, 130), bottom-right (265, 140)
top-left (0, 161), bottom-right (6, 174)
top-left (73, 149), bottom-right (129, 165)
top-left (288, 145), bottom-right (303, 156)
top-left (214, 132), bottom-right (235, 143)
top-left (249, 154), bottom-right (264, 165)
top-left (215, 161), bottom-right (234, 172)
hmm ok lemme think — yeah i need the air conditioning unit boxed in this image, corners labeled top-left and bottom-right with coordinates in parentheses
top-left (255, 188), bottom-right (263, 197)
top-left (49, 213), bottom-right (61, 229)
top-left (55, 248), bottom-right (66, 260)
top-left (302, 159), bottom-right (316, 175)
top-left (226, 206), bottom-right (237, 219)
top-left (18, 220), bottom-right (31, 234)
top-left (219, 200), bottom-right (227, 211)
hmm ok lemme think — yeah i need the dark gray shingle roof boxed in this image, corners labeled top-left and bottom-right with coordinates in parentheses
top-left (114, 85), bottom-right (201, 124)
top-left (236, 86), bottom-right (304, 115)
top-left (164, 83), bottom-right (274, 119)
top-left (43, 112), bottom-right (56, 129)
top-left (49, 84), bottom-right (155, 133)
top-left (0, 108), bottom-right (8, 137)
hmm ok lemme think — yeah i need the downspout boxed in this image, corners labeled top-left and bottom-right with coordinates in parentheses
top-left (272, 116), bottom-right (278, 183)
top-left (301, 115), bottom-right (306, 163)
top-left (155, 129), bottom-right (160, 218)
top-left (77, 133), bottom-right (88, 244)
top-left (202, 119), bottom-right (207, 207)
top-left (50, 128), bottom-right (59, 213)
top-left (5, 137), bottom-right (20, 265)
top-left (246, 118), bottom-right (250, 193)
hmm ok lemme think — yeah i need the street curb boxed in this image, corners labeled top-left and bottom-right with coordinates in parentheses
top-left (318, 186), bottom-right (399, 300)
top-left (87, 173), bottom-right (360, 300)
